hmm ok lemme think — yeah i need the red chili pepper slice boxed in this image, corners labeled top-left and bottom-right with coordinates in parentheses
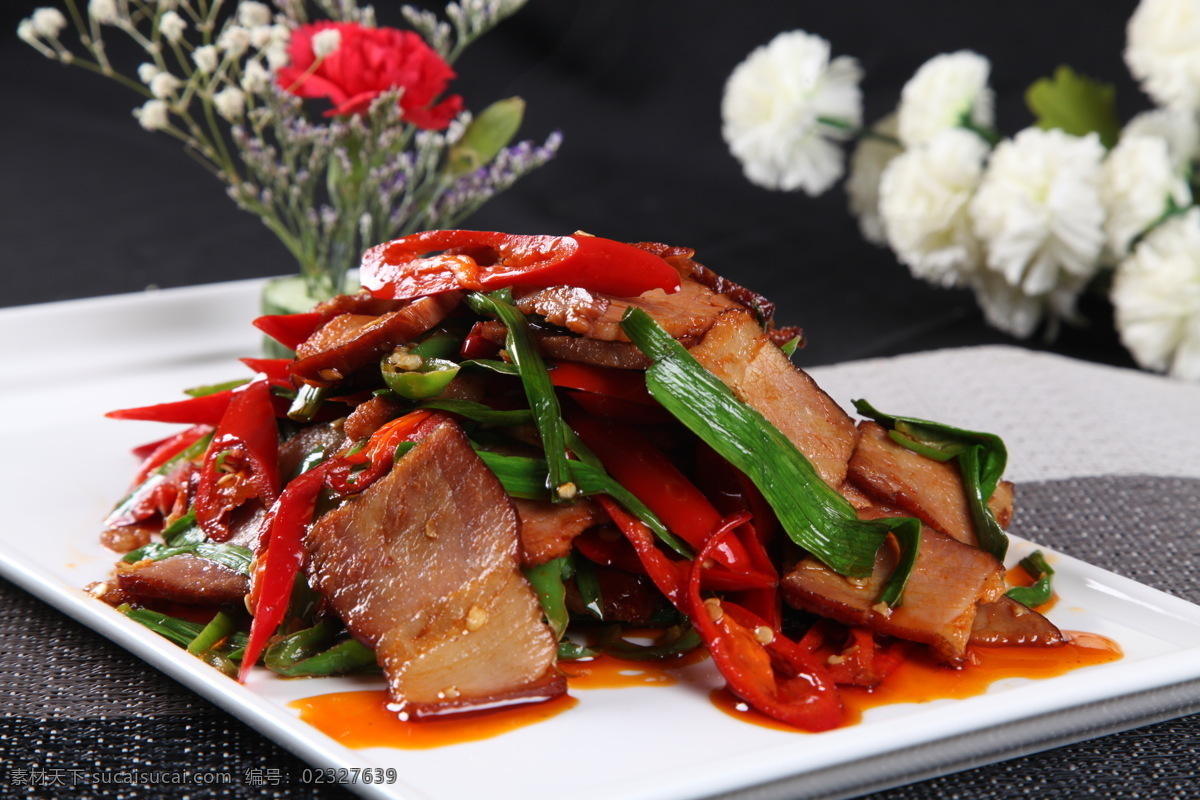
top-left (193, 377), bottom-right (280, 542)
top-left (107, 388), bottom-right (238, 426)
top-left (325, 409), bottom-right (441, 496)
top-left (571, 416), bottom-right (765, 579)
top-left (361, 230), bottom-right (682, 301)
top-left (253, 311), bottom-right (326, 352)
top-left (130, 424), bottom-right (214, 487)
top-left (687, 524), bottom-right (843, 731)
top-left (239, 461), bottom-right (330, 683)
top-left (239, 357), bottom-right (294, 384)
top-left (595, 496), bottom-right (687, 606)
top-left (547, 361), bottom-right (655, 405)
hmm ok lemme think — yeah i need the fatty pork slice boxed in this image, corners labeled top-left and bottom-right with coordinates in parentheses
top-left (305, 421), bottom-right (564, 718)
top-left (782, 516), bottom-right (1007, 663)
top-left (848, 421), bottom-right (1015, 547)
top-left (688, 309), bottom-right (858, 488)
top-left (291, 292), bottom-right (462, 387)
top-left (970, 595), bottom-right (1065, 646)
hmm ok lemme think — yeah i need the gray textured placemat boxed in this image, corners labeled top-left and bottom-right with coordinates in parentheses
top-left (0, 476), bottom-right (1197, 799)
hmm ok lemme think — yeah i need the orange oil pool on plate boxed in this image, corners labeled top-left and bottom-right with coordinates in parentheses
top-left (289, 691), bottom-right (578, 749)
top-left (710, 631), bottom-right (1122, 731)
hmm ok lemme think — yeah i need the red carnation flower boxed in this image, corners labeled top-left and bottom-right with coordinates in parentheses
top-left (276, 22), bottom-right (464, 129)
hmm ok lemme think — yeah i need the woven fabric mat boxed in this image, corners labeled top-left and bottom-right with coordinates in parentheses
top-left (1, 475), bottom-right (1198, 800)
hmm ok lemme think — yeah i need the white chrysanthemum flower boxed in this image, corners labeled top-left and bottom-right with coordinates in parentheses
top-left (149, 72), bottom-right (182, 99)
top-left (30, 7), bottom-right (68, 38)
top-left (137, 62), bottom-right (160, 84)
top-left (1122, 107), bottom-right (1200, 167)
top-left (971, 128), bottom-right (1107, 299)
top-left (312, 28), bottom-right (342, 58)
top-left (1126, 0), bottom-right (1200, 111)
top-left (237, 1), bottom-right (272, 28)
top-left (240, 59), bottom-right (271, 94)
top-left (88, 0), bottom-right (119, 24)
top-left (1101, 133), bottom-right (1193, 258)
top-left (846, 113), bottom-right (903, 246)
top-left (218, 26), bottom-right (252, 57)
top-left (721, 30), bottom-right (863, 196)
top-left (133, 99), bottom-right (170, 131)
top-left (159, 10), bottom-right (187, 43)
top-left (193, 45), bottom-right (219, 74)
top-left (1112, 208), bottom-right (1200, 380)
top-left (878, 127), bottom-right (990, 286)
top-left (897, 51), bottom-right (994, 147)
top-left (214, 86), bottom-right (246, 122)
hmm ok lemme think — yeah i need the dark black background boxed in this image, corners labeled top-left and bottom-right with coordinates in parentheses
top-left (2, 0), bottom-right (1143, 368)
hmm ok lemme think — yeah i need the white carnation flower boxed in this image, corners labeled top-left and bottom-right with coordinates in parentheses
top-left (237, 1), bottom-right (273, 28)
top-left (971, 128), bottom-right (1107, 300)
top-left (159, 10), bottom-right (188, 43)
top-left (133, 99), bottom-right (170, 131)
top-left (897, 51), bottom-right (994, 147)
top-left (845, 112), bottom-right (903, 246)
top-left (1101, 133), bottom-right (1193, 258)
top-left (312, 28), bottom-right (342, 59)
top-left (878, 127), bottom-right (990, 286)
top-left (1126, 0), bottom-right (1200, 111)
top-left (721, 30), bottom-right (863, 196)
top-left (970, 265), bottom-right (1090, 339)
top-left (214, 86), bottom-right (246, 122)
top-left (149, 71), bottom-right (182, 99)
top-left (30, 7), bottom-right (68, 38)
top-left (218, 26), bottom-right (252, 57)
top-left (1122, 107), bottom-right (1200, 167)
top-left (1112, 208), bottom-right (1200, 380)
top-left (193, 45), bottom-right (220, 74)
top-left (88, 0), bottom-right (119, 25)
top-left (240, 59), bottom-right (271, 94)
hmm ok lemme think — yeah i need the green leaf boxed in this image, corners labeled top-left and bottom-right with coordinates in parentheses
top-left (1025, 65), bottom-right (1120, 148)
top-left (446, 97), bottom-right (526, 177)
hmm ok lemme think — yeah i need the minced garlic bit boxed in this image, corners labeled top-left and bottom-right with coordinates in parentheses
top-left (556, 481), bottom-right (579, 500)
top-left (753, 625), bottom-right (774, 644)
top-left (871, 601), bottom-right (893, 618)
top-left (318, 368), bottom-right (343, 382)
top-left (424, 520), bottom-right (438, 539)
top-left (443, 686), bottom-right (461, 700)
top-left (826, 654), bottom-right (846, 666)
top-left (703, 597), bottom-right (724, 622)
top-left (465, 605), bottom-right (488, 632)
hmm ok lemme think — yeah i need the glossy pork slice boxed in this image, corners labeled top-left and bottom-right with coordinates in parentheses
top-left (513, 496), bottom-right (604, 566)
top-left (782, 519), bottom-right (1006, 663)
top-left (514, 274), bottom-right (742, 343)
top-left (305, 421), bottom-right (564, 718)
top-left (848, 421), bottom-right (1015, 546)
top-left (471, 320), bottom-right (653, 370)
top-left (970, 595), bottom-right (1065, 646)
top-left (117, 554), bottom-right (248, 606)
top-left (291, 293), bottom-right (461, 387)
top-left (688, 309), bottom-right (858, 488)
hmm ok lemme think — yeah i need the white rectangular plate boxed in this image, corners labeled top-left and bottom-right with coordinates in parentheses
top-left (3, 281), bottom-right (1200, 800)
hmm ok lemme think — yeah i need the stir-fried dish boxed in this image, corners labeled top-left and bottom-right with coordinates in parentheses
top-left (91, 231), bottom-right (1064, 731)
